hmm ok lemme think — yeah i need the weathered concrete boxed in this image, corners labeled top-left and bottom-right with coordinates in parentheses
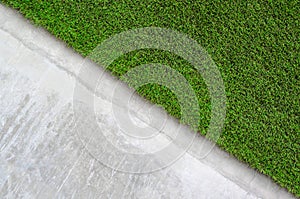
top-left (0, 4), bottom-right (295, 199)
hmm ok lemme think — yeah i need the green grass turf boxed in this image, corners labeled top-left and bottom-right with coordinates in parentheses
top-left (1, 0), bottom-right (299, 196)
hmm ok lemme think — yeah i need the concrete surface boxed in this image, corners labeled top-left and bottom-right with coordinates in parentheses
top-left (0, 4), bottom-right (296, 199)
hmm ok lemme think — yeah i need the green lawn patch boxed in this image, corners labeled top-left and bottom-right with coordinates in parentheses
top-left (1, 0), bottom-right (299, 196)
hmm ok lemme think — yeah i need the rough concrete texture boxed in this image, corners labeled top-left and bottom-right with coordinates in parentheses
top-left (0, 4), bottom-right (296, 199)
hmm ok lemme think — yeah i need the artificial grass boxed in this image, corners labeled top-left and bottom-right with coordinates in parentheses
top-left (1, 0), bottom-right (299, 196)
